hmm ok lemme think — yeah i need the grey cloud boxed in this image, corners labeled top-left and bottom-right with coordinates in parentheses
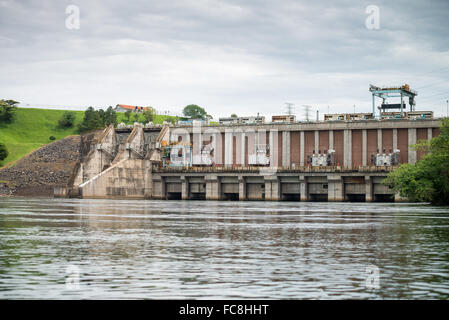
top-left (0, 0), bottom-right (448, 117)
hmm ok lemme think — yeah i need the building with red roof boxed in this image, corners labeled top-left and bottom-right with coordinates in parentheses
top-left (115, 104), bottom-right (148, 113)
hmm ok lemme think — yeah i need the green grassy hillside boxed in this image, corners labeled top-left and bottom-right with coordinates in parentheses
top-left (0, 108), bottom-right (176, 167)
top-left (0, 108), bottom-right (84, 167)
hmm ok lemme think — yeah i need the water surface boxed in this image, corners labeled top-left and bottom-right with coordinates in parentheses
top-left (0, 198), bottom-right (448, 299)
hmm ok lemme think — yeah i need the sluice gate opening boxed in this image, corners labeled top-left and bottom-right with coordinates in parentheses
top-left (167, 192), bottom-right (182, 200)
top-left (346, 194), bottom-right (366, 202)
top-left (282, 194), bottom-right (301, 201)
top-left (190, 193), bottom-right (206, 200)
top-left (309, 194), bottom-right (328, 202)
top-left (374, 194), bottom-right (394, 202)
top-left (223, 193), bottom-right (239, 201)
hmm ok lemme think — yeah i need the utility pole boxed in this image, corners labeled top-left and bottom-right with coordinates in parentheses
top-left (302, 105), bottom-right (311, 122)
top-left (285, 102), bottom-right (294, 115)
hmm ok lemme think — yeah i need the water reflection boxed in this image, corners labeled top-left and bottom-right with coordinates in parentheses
top-left (0, 198), bottom-right (448, 299)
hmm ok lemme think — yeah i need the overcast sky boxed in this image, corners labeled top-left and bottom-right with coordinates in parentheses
top-left (1, 0), bottom-right (448, 119)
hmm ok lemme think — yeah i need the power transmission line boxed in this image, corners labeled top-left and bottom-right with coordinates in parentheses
top-left (414, 65), bottom-right (449, 78)
top-left (415, 79), bottom-right (448, 90)
top-left (285, 102), bottom-right (294, 115)
top-left (418, 89), bottom-right (449, 102)
top-left (302, 105), bottom-right (311, 122)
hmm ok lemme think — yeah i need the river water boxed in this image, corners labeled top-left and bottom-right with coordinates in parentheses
top-left (0, 198), bottom-right (448, 299)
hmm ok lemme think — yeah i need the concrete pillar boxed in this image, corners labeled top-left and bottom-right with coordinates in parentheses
top-left (264, 176), bottom-right (280, 201)
top-left (393, 129), bottom-right (398, 151)
top-left (161, 176), bottom-right (166, 200)
top-left (377, 129), bottom-right (382, 152)
top-left (193, 121), bottom-right (202, 165)
top-left (144, 160), bottom-right (152, 198)
top-left (328, 176), bottom-right (344, 201)
top-left (343, 129), bottom-right (352, 168)
top-left (241, 132), bottom-right (246, 165)
top-left (408, 128), bottom-right (417, 164)
top-left (205, 175), bottom-right (221, 200)
top-left (151, 175), bottom-right (165, 199)
top-left (300, 131), bottom-right (305, 166)
top-left (314, 130), bottom-right (319, 153)
top-left (272, 179), bottom-right (280, 201)
top-left (362, 129), bottom-right (367, 166)
top-left (269, 130), bottom-right (279, 167)
top-left (282, 131), bottom-right (291, 167)
top-left (365, 176), bottom-right (373, 202)
top-left (299, 176), bottom-right (308, 201)
top-left (428, 128), bottom-right (433, 141)
top-left (238, 176), bottom-right (246, 200)
top-left (225, 130), bottom-right (233, 166)
top-left (329, 130), bottom-right (334, 150)
top-left (264, 180), bottom-right (272, 200)
top-left (181, 176), bottom-right (189, 200)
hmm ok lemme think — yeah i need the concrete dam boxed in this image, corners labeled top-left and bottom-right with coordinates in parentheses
top-left (56, 112), bottom-right (441, 202)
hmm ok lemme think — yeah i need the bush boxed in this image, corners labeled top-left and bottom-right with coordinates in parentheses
top-left (384, 118), bottom-right (449, 205)
top-left (58, 111), bottom-right (76, 128)
top-left (0, 99), bottom-right (19, 123)
top-left (143, 107), bottom-right (156, 123)
top-left (0, 142), bottom-right (8, 162)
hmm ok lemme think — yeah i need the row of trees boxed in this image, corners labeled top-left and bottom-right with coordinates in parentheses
top-left (76, 106), bottom-right (160, 132)
top-left (77, 106), bottom-right (118, 132)
top-left (123, 107), bottom-right (156, 124)
top-left (76, 104), bottom-right (210, 132)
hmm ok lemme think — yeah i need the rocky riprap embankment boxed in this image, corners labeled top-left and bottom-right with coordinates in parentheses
top-left (0, 136), bottom-right (81, 197)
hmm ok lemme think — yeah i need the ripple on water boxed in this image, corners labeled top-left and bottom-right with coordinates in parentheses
top-left (0, 198), bottom-right (448, 299)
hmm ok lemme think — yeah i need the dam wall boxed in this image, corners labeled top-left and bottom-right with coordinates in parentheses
top-left (78, 159), bottom-right (153, 199)
top-left (59, 117), bottom-right (441, 202)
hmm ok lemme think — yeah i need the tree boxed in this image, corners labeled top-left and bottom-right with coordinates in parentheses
top-left (143, 107), bottom-right (156, 123)
top-left (183, 104), bottom-right (207, 120)
top-left (383, 118), bottom-right (449, 205)
top-left (125, 110), bottom-right (132, 123)
top-left (0, 142), bottom-right (8, 162)
top-left (58, 111), bottom-right (76, 128)
top-left (0, 99), bottom-right (19, 123)
top-left (77, 107), bottom-right (104, 133)
top-left (133, 113), bottom-right (139, 122)
top-left (98, 109), bottom-right (105, 124)
top-left (104, 106), bottom-right (117, 126)
top-left (231, 113), bottom-right (238, 118)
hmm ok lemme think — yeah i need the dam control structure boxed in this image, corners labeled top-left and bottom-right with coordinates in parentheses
top-left (56, 86), bottom-right (441, 202)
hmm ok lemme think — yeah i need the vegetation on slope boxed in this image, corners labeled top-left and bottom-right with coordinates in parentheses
top-left (0, 108), bottom-right (84, 166)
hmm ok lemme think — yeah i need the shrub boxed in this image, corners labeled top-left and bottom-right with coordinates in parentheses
top-left (58, 111), bottom-right (76, 128)
top-left (0, 142), bottom-right (8, 161)
top-left (0, 99), bottom-right (19, 123)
